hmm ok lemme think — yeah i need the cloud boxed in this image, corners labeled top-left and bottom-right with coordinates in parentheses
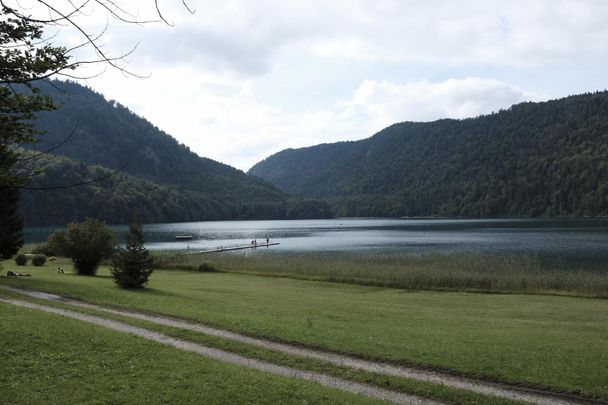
top-left (123, 0), bottom-right (608, 75)
top-left (307, 0), bottom-right (608, 66)
top-left (26, 0), bottom-right (608, 80)
top-left (340, 77), bottom-right (544, 129)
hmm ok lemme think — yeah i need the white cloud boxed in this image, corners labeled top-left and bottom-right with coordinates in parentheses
top-left (126, 0), bottom-right (608, 73)
top-left (306, 1), bottom-right (608, 66)
top-left (341, 78), bottom-right (544, 130)
top-left (51, 0), bottom-right (608, 77)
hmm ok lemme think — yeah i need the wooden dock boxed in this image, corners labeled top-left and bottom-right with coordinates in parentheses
top-left (189, 242), bottom-right (280, 254)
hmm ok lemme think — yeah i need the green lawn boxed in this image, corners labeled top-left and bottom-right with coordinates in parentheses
top-left (0, 292), bottom-right (526, 405)
top-left (2, 259), bottom-right (607, 399)
top-left (0, 302), bottom-right (384, 405)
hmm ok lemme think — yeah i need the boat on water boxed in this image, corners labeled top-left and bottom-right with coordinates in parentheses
top-left (174, 235), bottom-right (193, 241)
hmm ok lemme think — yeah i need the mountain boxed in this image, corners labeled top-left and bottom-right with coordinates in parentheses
top-left (20, 80), bottom-right (330, 225)
top-left (249, 92), bottom-right (608, 217)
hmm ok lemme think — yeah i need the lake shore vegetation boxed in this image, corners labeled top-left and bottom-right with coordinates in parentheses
top-left (150, 251), bottom-right (608, 297)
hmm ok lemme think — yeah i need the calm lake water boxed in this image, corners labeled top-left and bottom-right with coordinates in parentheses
top-left (25, 218), bottom-right (608, 269)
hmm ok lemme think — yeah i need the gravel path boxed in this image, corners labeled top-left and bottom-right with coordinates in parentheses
top-left (0, 296), bottom-right (439, 405)
top-left (0, 285), bottom-right (600, 405)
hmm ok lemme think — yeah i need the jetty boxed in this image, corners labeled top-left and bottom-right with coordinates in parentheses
top-left (190, 242), bottom-right (280, 254)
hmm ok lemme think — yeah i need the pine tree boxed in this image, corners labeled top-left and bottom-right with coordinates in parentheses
top-left (111, 222), bottom-right (153, 289)
top-left (0, 187), bottom-right (24, 260)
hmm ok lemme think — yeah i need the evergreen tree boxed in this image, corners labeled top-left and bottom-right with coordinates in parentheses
top-left (0, 187), bottom-right (24, 260)
top-left (111, 222), bottom-right (153, 289)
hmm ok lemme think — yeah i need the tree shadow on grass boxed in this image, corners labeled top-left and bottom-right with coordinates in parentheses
top-left (117, 287), bottom-right (177, 298)
top-left (91, 274), bottom-right (112, 279)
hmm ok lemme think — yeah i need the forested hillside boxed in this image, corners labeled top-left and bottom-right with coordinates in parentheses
top-left (21, 81), bottom-right (330, 225)
top-left (250, 91), bottom-right (608, 217)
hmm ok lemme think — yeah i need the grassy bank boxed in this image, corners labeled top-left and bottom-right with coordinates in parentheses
top-left (1, 259), bottom-right (607, 399)
top-left (0, 302), bottom-right (382, 405)
top-left (152, 251), bottom-right (608, 297)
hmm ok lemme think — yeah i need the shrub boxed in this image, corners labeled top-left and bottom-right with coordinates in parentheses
top-left (32, 254), bottom-right (47, 266)
top-left (111, 222), bottom-right (153, 289)
top-left (47, 218), bottom-right (116, 275)
top-left (32, 243), bottom-right (58, 257)
top-left (46, 232), bottom-right (69, 257)
top-left (197, 262), bottom-right (218, 272)
top-left (15, 254), bottom-right (27, 266)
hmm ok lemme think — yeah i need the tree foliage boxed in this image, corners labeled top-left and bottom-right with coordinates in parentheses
top-left (250, 91), bottom-right (608, 218)
top-left (31, 254), bottom-right (46, 266)
top-left (111, 222), bottom-right (153, 289)
top-left (0, 9), bottom-right (68, 259)
top-left (47, 218), bottom-right (116, 275)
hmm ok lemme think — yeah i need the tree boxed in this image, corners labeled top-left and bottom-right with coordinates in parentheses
top-left (0, 12), bottom-right (67, 259)
top-left (0, 1), bottom-right (192, 259)
top-left (48, 218), bottom-right (116, 275)
top-left (0, 187), bottom-right (24, 260)
top-left (111, 221), bottom-right (153, 289)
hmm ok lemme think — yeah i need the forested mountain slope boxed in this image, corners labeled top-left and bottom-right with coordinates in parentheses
top-left (250, 92), bottom-right (608, 217)
top-left (21, 81), bottom-right (330, 225)
top-left (21, 153), bottom-right (330, 225)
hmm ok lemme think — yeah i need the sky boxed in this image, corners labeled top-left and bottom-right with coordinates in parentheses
top-left (21, 1), bottom-right (608, 170)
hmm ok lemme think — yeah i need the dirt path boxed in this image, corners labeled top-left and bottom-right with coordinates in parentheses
top-left (0, 296), bottom-right (439, 405)
top-left (0, 285), bottom-right (599, 405)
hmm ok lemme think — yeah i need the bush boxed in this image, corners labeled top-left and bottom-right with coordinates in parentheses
top-left (47, 218), bottom-right (116, 275)
top-left (46, 232), bottom-right (69, 257)
top-left (111, 222), bottom-right (153, 289)
top-left (31, 254), bottom-right (47, 266)
top-left (15, 254), bottom-right (27, 266)
top-left (32, 243), bottom-right (58, 257)
top-left (197, 262), bottom-right (218, 272)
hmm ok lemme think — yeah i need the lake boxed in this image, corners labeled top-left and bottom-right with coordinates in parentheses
top-left (25, 218), bottom-right (608, 269)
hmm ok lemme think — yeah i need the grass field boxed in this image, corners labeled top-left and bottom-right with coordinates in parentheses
top-left (0, 291), bottom-right (526, 405)
top-left (152, 251), bottom-right (608, 297)
top-left (0, 302), bottom-right (385, 405)
top-left (1, 258), bottom-right (607, 400)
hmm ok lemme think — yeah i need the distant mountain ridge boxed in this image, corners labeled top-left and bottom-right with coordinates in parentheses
top-left (21, 80), bottom-right (330, 225)
top-left (249, 91), bottom-right (608, 217)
